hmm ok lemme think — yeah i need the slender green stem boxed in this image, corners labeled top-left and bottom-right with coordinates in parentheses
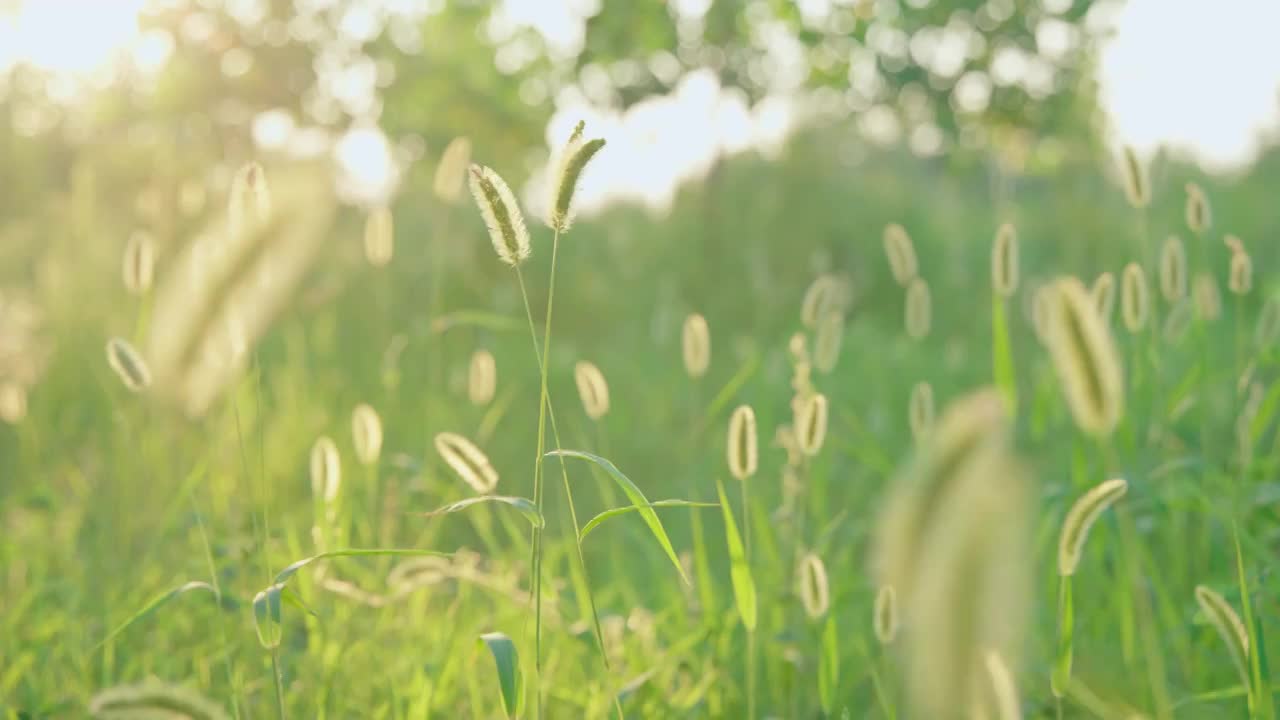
top-left (271, 647), bottom-right (287, 720)
top-left (740, 478), bottom-right (756, 720)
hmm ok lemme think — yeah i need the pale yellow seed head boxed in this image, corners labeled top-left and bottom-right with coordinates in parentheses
top-left (363, 206), bottom-right (394, 267)
top-left (991, 223), bottom-right (1019, 297)
top-left (1194, 585), bottom-right (1251, 690)
top-left (1159, 235), bottom-right (1187, 302)
top-left (813, 311), bottom-right (844, 374)
top-left (796, 392), bottom-right (829, 457)
top-left (884, 223), bottom-right (918, 286)
top-left (1185, 182), bottom-right (1211, 234)
top-left (351, 403), bottom-right (383, 465)
top-left (573, 360), bottom-right (610, 420)
top-left (1031, 283), bottom-right (1054, 343)
top-left (905, 277), bottom-right (931, 340)
top-left (106, 337), bottom-right (152, 392)
top-left (467, 164), bottom-right (530, 266)
top-left (1121, 263), bottom-right (1150, 333)
top-left (0, 381), bottom-right (27, 424)
top-left (434, 432), bottom-right (499, 494)
top-left (1193, 273), bottom-right (1222, 321)
top-left (1120, 145), bottom-right (1149, 209)
top-left (1229, 249), bottom-right (1252, 295)
top-left (874, 584), bottom-right (899, 644)
top-left (1057, 477), bottom-right (1127, 576)
top-left (433, 136), bottom-right (472, 203)
top-left (123, 231), bottom-right (156, 295)
top-left (983, 650), bottom-right (1023, 720)
top-left (229, 161), bottom-right (271, 241)
top-left (546, 122), bottom-right (605, 232)
top-left (1091, 272), bottom-right (1116, 322)
top-left (801, 274), bottom-right (841, 329)
top-left (682, 313), bottom-right (710, 379)
top-left (727, 404), bottom-right (758, 481)
top-left (797, 552), bottom-right (830, 619)
top-left (1224, 234), bottom-right (1245, 255)
top-left (1046, 277), bottom-right (1124, 436)
top-left (909, 381), bottom-right (935, 442)
top-left (310, 435), bottom-right (341, 504)
top-left (468, 350), bottom-right (496, 406)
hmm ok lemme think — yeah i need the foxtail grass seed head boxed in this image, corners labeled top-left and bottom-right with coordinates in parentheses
top-left (1031, 284), bottom-right (1054, 343)
top-left (1229, 249), bottom-right (1252, 295)
top-left (122, 231), bottom-right (156, 295)
top-left (228, 161), bottom-right (270, 240)
top-left (884, 223), bottom-right (918, 286)
top-left (1159, 236), bottom-right (1187, 302)
top-left (0, 381), bottom-right (26, 424)
top-left (798, 552), bottom-right (830, 619)
top-left (1121, 263), bottom-right (1150, 332)
top-left (991, 223), bottom-right (1019, 297)
top-left (801, 274), bottom-right (840, 329)
top-left (1057, 477), bottom-right (1127, 576)
top-left (874, 584), bottom-right (899, 644)
top-left (351, 403), bottom-right (383, 465)
top-left (310, 435), bottom-right (341, 504)
top-left (1194, 273), bottom-right (1222, 320)
top-left (106, 337), bottom-right (151, 392)
top-left (1163, 300), bottom-right (1193, 344)
top-left (1092, 272), bottom-right (1116, 321)
top-left (1256, 296), bottom-right (1280, 349)
top-left (1194, 585), bottom-right (1251, 689)
top-left (1185, 182), bottom-right (1211, 234)
top-left (1224, 234), bottom-right (1245, 254)
top-left (89, 682), bottom-right (231, 720)
top-left (547, 121), bottom-right (606, 232)
top-left (727, 404), bottom-right (758, 481)
top-left (909, 381), bottom-right (935, 442)
top-left (468, 349), bottom-right (496, 406)
top-left (984, 650), bottom-right (1023, 720)
top-left (468, 164), bottom-right (530, 266)
top-left (363, 206), bottom-right (394, 267)
top-left (1120, 145), bottom-right (1149, 209)
top-left (813, 311), bottom-right (844, 373)
top-left (573, 361), bottom-right (610, 420)
top-left (434, 431), bottom-right (499, 494)
top-left (796, 392), bottom-right (829, 457)
top-left (905, 277), bottom-right (931, 340)
top-left (433, 136), bottom-right (472, 203)
top-left (1046, 278), bottom-right (1124, 436)
top-left (682, 313), bottom-right (710, 379)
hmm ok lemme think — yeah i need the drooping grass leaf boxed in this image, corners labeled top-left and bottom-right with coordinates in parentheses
top-left (547, 450), bottom-right (689, 585)
top-left (417, 495), bottom-right (544, 528)
top-left (274, 548), bottom-right (451, 586)
top-left (579, 500), bottom-right (717, 541)
top-left (92, 581), bottom-right (221, 652)
top-left (479, 632), bottom-right (523, 719)
top-left (431, 310), bottom-right (521, 335)
top-left (716, 477), bottom-right (757, 631)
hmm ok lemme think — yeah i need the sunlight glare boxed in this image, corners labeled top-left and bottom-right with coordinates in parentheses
top-left (0, 0), bottom-right (148, 75)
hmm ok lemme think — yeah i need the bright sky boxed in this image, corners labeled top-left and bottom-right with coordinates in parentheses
top-left (3, 0), bottom-right (1279, 204)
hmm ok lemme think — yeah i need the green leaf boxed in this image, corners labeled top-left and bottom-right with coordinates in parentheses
top-left (546, 450), bottom-right (690, 585)
top-left (418, 495), bottom-right (544, 528)
top-left (819, 613), bottom-right (840, 714)
top-left (431, 310), bottom-right (521, 335)
top-left (716, 478), bottom-right (757, 631)
top-left (92, 581), bottom-right (220, 652)
top-left (479, 632), bottom-right (523, 719)
top-left (273, 548), bottom-right (451, 586)
top-left (579, 500), bottom-right (718, 541)
top-left (1051, 575), bottom-right (1074, 698)
top-left (252, 583), bottom-right (283, 650)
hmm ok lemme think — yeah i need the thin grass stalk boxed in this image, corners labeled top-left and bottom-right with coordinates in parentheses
top-left (740, 476), bottom-right (756, 720)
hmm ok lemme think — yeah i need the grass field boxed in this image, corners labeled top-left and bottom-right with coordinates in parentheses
top-left (2, 122), bottom-right (1278, 720)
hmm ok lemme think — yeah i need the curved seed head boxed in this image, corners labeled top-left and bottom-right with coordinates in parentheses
top-left (905, 277), bottom-right (931, 340)
top-left (1092, 272), bottom-right (1116, 322)
top-left (1229, 249), bottom-right (1252, 295)
top-left (909, 381), bottom-right (935, 443)
top-left (884, 223), bottom-right (919, 286)
top-left (0, 381), bottom-right (27, 424)
top-left (1159, 236), bottom-right (1187, 302)
top-left (813, 311), bottom-right (844, 374)
top-left (1194, 585), bottom-right (1251, 690)
top-left (1185, 182), bottom-right (1211, 234)
top-left (434, 432), bottom-right (499, 493)
top-left (547, 121), bottom-right (606, 232)
top-left (1194, 273), bottom-right (1222, 320)
top-left (310, 435), bottom-right (341, 504)
top-left (1057, 477), bottom-right (1127, 576)
top-left (363, 206), bottom-right (394, 267)
top-left (89, 682), bottom-right (231, 720)
top-left (228, 161), bottom-right (271, 241)
top-left (351, 403), bottom-right (383, 465)
top-left (106, 337), bottom-right (152, 392)
top-left (796, 392), bottom-right (829, 457)
top-left (468, 164), bottom-right (530, 266)
top-left (468, 349), bottom-right (496, 406)
top-left (122, 231), bottom-right (156, 295)
top-left (682, 313), bottom-right (710, 379)
top-left (1046, 277), bottom-right (1124, 436)
top-left (983, 650), bottom-right (1023, 720)
top-left (801, 274), bottom-right (841, 329)
top-left (874, 584), bottom-right (899, 644)
top-left (1121, 263), bottom-right (1150, 332)
top-left (433, 136), bottom-right (472, 203)
top-left (1120, 146), bottom-right (1149, 209)
top-left (573, 361), bottom-right (610, 420)
top-left (727, 404), bottom-right (758, 481)
top-left (1224, 234), bottom-right (1245, 254)
top-left (1031, 283), bottom-right (1055, 344)
top-left (797, 552), bottom-right (830, 619)
top-left (991, 223), bottom-right (1019, 297)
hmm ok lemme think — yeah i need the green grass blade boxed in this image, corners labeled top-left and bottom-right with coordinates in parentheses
top-left (716, 477), bottom-right (757, 631)
top-left (546, 450), bottom-right (690, 585)
top-left (273, 549), bottom-right (451, 586)
top-left (819, 613), bottom-right (840, 714)
top-left (991, 295), bottom-right (1017, 414)
top-left (417, 495), bottom-right (545, 529)
top-left (91, 581), bottom-right (220, 652)
top-left (1051, 575), bottom-right (1074, 698)
top-left (1233, 523), bottom-right (1274, 718)
top-left (430, 310), bottom-right (522, 335)
top-left (479, 631), bottom-right (524, 719)
top-left (578, 500), bottom-right (718, 541)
